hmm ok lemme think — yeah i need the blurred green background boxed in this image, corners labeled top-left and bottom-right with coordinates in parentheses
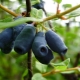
top-left (0, 0), bottom-right (80, 80)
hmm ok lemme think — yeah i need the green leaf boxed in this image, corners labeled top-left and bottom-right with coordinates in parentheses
top-left (35, 61), bottom-right (48, 73)
top-left (16, 54), bottom-right (27, 64)
top-left (67, 9), bottom-right (80, 18)
top-left (53, 0), bottom-right (62, 4)
top-left (0, 17), bottom-right (42, 29)
top-left (62, 4), bottom-right (72, 9)
top-left (32, 73), bottom-right (47, 80)
top-left (30, 8), bottom-right (43, 19)
top-left (31, 0), bottom-right (40, 5)
top-left (51, 58), bottom-right (70, 71)
top-left (0, 17), bottom-right (13, 22)
top-left (22, 69), bottom-right (28, 80)
top-left (77, 67), bottom-right (80, 72)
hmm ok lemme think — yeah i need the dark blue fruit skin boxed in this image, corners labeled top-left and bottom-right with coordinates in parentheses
top-left (32, 0), bottom-right (44, 9)
top-left (0, 28), bottom-right (13, 53)
top-left (1, 42), bottom-right (13, 53)
top-left (35, 48), bottom-right (53, 64)
top-left (14, 24), bottom-right (36, 54)
top-left (13, 16), bottom-right (27, 39)
top-left (45, 30), bottom-right (67, 55)
top-left (32, 32), bottom-right (48, 57)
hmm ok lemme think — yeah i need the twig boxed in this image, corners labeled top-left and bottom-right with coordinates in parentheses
top-left (0, 4), bottom-right (18, 17)
top-left (42, 67), bottom-right (80, 77)
top-left (41, 4), bottom-right (80, 23)
top-left (0, 4), bottom-right (80, 24)
top-left (0, 3), bottom-right (79, 24)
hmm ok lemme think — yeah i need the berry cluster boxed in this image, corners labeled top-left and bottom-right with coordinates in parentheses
top-left (0, 16), bottom-right (67, 64)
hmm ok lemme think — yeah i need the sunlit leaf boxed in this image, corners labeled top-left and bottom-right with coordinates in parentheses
top-left (35, 61), bottom-right (48, 73)
top-left (51, 58), bottom-right (70, 71)
top-left (30, 8), bottom-right (43, 19)
top-left (62, 4), bottom-right (72, 9)
top-left (53, 0), bottom-right (62, 4)
top-left (32, 73), bottom-right (47, 80)
top-left (0, 17), bottom-right (42, 29)
top-left (77, 67), bottom-right (80, 72)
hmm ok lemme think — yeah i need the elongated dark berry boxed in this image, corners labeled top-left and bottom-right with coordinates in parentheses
top-left (35, 48), bottom-right (53, 64)
top-left (0, 28), bottom-right (13, 53)
top-left (45, 30), bottom-right (67, 55)
top-left (14, 24), bottom-right (36, 54)
top-left (32, 32), bottom-right (48, 57)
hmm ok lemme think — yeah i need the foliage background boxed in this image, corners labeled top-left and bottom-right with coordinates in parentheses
top-left (0, 0), bottom-right (80, 80)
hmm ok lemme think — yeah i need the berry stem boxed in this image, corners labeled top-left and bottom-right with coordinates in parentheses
top-left (40, 24), bottom-right (49, 31)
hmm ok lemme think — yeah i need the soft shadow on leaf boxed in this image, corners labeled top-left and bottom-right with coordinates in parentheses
top-left (21, 69), bottom-right (28, 80)
top-left (0, 17), bottom-right (13, 22)
top-left (31, 0), bottom-right (40, 5)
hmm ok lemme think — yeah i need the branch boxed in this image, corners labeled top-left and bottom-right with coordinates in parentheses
top-left (41, 4), bottom-right (80, 23)
top-left (0, 4), bottom-right (80, 23)
top-left (42, 67), bottom-right (80, 77)
top-left (0, 4), bottom-right (18, 17)
top-left (0, 4), bottom-right (80, 31)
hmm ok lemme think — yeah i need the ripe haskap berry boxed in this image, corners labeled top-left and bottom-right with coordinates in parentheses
top-left (0, 28), bottom-right (13, 54)
top-left (32, 32), bottom-right (48, 57)
top-left (14, 24), bottom-right (36, 54)
top-left (32, 0), bottom-right (44, 9)
top-left (45, 30), bottom-right (67, 55)
top-left (13, 16), bottom-right (27, 39)
top-left (1, 16), bottom-right (26, 54)
top-left (35, 48), bottom-right (53, 64)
